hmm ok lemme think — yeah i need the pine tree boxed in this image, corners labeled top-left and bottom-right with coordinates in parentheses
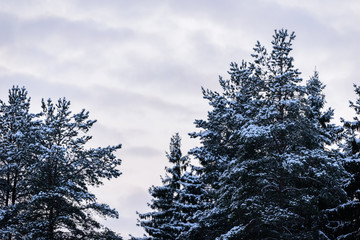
top-left (323, 84), bottom-right (360, 239)
top-left (0, 88), bottom-right (123, 239)
top-left (25, 98), bottom-right (122, 239)
top-left (137, 133), bottom-right (201, 240)
top-left (0, 86), bottom-right (40, 239)
top-left (185, 29), bottom-right (347, 239)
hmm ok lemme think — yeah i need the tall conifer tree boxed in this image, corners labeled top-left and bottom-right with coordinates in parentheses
top-left (185, 29), bottom-right (347, 239)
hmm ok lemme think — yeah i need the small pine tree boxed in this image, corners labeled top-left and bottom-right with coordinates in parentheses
top-left (137, 133), bottom-right (201, 239)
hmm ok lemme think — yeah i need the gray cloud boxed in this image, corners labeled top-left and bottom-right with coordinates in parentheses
top-left (0, 0), bottom-right (359, 238)
top-left (125, 146), bottom-right (162, 158)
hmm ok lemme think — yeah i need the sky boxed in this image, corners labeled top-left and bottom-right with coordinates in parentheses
top-left (0, 0), bottom-right (360, 238)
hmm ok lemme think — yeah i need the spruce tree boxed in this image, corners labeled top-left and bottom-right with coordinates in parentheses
top-left (186, 29), bottom-right (347, 239)
top-left (137, 133), bottom-right (202, 240)
top-left (175, 165), bottom-right (206, 240)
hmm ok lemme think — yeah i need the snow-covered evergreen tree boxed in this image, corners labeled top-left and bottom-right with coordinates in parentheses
top-left (186, 29), bottom-right (347, 239)
top-left (323, 84), bottom-right (360, 239)
top-left (136, 133), bottom-right (202, 240)
top-left (175, 165), bottom-right (206, 240)
top-left (23, 98), bottom-right (122, 239)
top-left (0, 88), bottom-right (122, 239)
top-left (0, 86), bottom-right (40, 239)
top-left (185, 59), bottom-right (264, 239)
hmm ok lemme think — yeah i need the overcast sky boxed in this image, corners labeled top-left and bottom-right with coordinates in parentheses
top-left (0, 0), bottom-right (360, 238)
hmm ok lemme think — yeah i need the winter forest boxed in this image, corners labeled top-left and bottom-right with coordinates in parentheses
top-left (0, 30), bottom-right (359, 239)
